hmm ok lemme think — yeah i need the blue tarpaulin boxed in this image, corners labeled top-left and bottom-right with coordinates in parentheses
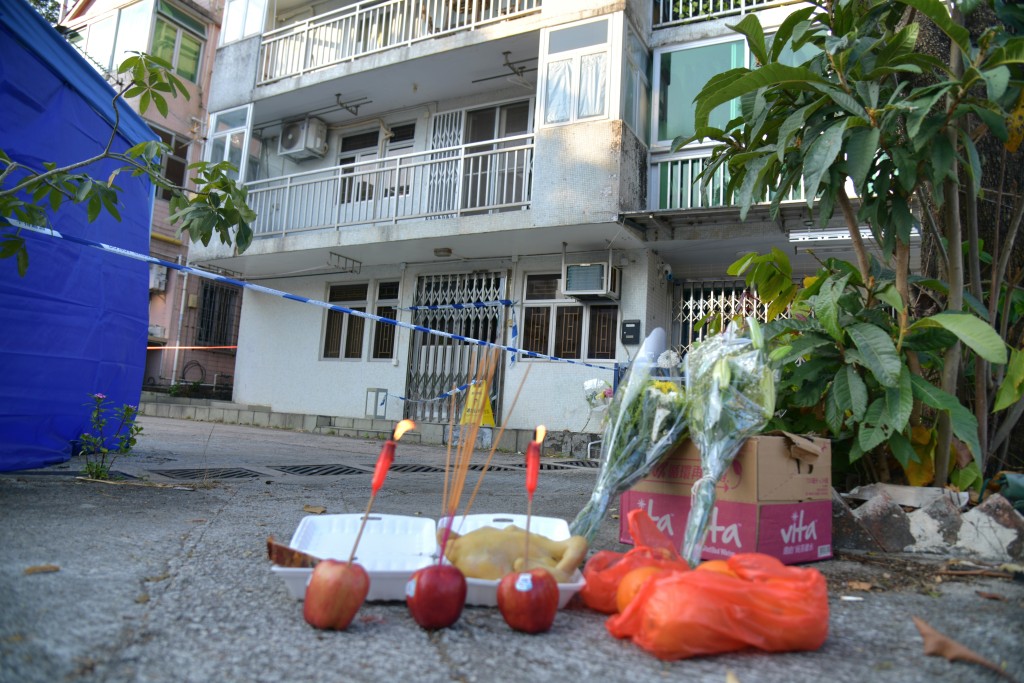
top-left (0, 0), bottom-right (156, 471)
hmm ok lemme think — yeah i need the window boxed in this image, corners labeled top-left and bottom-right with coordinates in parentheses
top-left (656, 39), bottom-right (744, 144)
top-left (323, 283), bottom-right (369, 359)
top-left (521, 274), bottom-right (618, 361)
top-left (207, 106), bottom-right (252, 181)
top-left (195, 281), bottom-right (238, 346)
top-left (222, 0), bottom-right (267, 44)
top-left (153, 127), bottom-right (190, 200)
top-left (542, 19), bottom-right (609, 125)
top-left (622, 24), bottom-right (651, 142)
top-left (68, 0), bottom-right (152, 73)
top-left (372, 281), bottom-right (400, 359)
top-left (152, 17), bottom-right (203, 82)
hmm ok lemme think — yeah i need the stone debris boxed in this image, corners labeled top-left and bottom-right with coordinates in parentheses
top-left (834, 486), bottom-right (1024, 562)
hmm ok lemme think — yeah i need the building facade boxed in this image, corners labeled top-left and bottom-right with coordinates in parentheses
top-left (186, 0), bottom-right (866, 437)
top-left (64, 0), bottom-right (241, 398)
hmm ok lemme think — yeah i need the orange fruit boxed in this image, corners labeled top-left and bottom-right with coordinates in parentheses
top-left (616, 565), bottom-right (667, 613)
top-left (694, 560), bottom-right (738, 577)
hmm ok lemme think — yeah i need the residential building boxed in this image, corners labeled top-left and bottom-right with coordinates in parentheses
top-left (185, 0), bottom-right (879, 445)
top-left (63, 0), bottom-right (241, 398)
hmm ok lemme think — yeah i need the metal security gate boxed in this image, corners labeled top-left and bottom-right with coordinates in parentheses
top-left (677, 279), bottom-right (770, 351)
top-left (404, 271), bottom-right (508, 424)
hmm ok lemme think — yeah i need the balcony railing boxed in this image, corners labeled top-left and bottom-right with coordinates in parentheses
top-left (259, 0), bottom-right (542, 85)
top-left (654, 149), bottom-right (804, 211)
top-left (653, 0), bottom-right (805, 29)
top-left (247, 134), bottom-right (534, 237)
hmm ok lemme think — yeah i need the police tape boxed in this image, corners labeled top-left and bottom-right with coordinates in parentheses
top-left (9, 220), bottom-right (617, 376)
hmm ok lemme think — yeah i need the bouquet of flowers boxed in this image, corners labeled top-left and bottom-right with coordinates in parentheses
top-left (570, 328), bottom-right (689, 543)
top-left (680, 318), bottom-right (775, 567)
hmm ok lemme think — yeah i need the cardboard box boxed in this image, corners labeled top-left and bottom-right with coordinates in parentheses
top-left (619, 433), bottom-right (832, 564)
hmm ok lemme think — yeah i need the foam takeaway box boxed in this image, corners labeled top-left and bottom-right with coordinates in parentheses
top-left (619, 433), bottom-right (833, 564)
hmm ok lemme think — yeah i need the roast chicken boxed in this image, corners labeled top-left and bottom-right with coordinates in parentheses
top-left (440, 525), bottom-right (588, 584)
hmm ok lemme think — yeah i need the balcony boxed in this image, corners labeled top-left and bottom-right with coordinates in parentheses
top-left (259, 0), bottom-right (542, 85)
top-left (653, 149), bottom-right (804, 211)
top-left (247, 134), bottom-right (534, 237)
top-left (653, 0), bottom-right (806, 29)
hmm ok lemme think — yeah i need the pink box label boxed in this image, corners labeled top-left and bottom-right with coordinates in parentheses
top-left (619, 493), bottom-right (832, 565)
top-left (757, 500), bottom-right (833, 562)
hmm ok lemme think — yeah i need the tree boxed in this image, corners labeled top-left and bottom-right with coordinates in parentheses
top-left (28, 0), bottom-right (60, 25)
top-left (682, 0), bottom-right (1024, 486)
top-left (1, 52), bottom-right (254, 276)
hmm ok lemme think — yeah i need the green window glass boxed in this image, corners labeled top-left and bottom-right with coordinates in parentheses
top-left (177, 32), bottom-right (201, 81)
top-left (152, 18), bottom-right (177, 65)
top-left (658, 40), bottom-right (744, 142)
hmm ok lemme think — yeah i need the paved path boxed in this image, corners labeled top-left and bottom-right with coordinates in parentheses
top-left (1, 416), bottom-right (1021, 682)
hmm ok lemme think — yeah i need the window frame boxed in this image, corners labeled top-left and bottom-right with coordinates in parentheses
top-left (152, 125), bottom-right (190, 201)
top-left (371, 281), bottom-right (401, 361)
top-left (67, 0), bottom-right (155, 74)
top-left (152, 14), bottom-right (204, 83)
top-left (221, 0), bottom-right (267, 45)
top-left (194, 280), bottom-right (239, 347)
top-left (519, 273), bottom-right (618, 362)
top-left (206, 105), bottom-right (253, 181)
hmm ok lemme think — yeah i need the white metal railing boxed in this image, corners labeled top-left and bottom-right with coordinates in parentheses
top-left (653, 0), bottom-right (805, 28)
top-left (259, 0), bottom-right (542, 85)
top-left (653, 149), bottom-right (805, 211)
top-left (247, 134), bottom-right (534, 237)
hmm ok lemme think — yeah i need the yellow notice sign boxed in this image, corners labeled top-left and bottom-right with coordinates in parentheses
top-left (460, 382), bottom-right (495, 427)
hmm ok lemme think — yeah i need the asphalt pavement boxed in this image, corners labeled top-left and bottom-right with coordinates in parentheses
top-left (1, 416), bottom-right (1022, 683)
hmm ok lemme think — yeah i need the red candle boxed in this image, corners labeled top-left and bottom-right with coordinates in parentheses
top-left (525, 425), bottom-right (546, 500)
top-left (371, 419), bottom-right (416, 495)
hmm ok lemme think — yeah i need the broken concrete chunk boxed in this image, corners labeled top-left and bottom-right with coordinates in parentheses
top-left (852, 492), bottom-right (916, 553)
top-left (831, 488), bottom-right (884, 552)
top-left (845, 483), bottom-right (968, 510)
top-left (955, 493), bottom-right (1024, 562)
top-left (908, 494), bottom-right (963, 553)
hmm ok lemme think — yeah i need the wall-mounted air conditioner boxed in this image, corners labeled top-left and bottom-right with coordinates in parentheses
top-left (278, 117), bottom-right (328, 160)
top-left (562, 261), bottom-right (621, 300)
top-left (148, 324), bottom-right (167, 339)
top-left (148, 263), bottom-right (167, 292)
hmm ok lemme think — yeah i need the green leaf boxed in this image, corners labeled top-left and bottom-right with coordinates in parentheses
top-left (847, 322), bottom-right (901, 387)
top-left (896, 0), bottom-right (971, 54)
top-left (730, 14), bottom-right (768, 67)
top-left (845, 126), bottom-right (880, 190)
top-left (885, 366), bottom-right (913, 431)
top-left (888, 431), bottom-right (917, 469)
top-left (153, 93), bottom-right (169, 118)
top-left (858, 398), bottom-right (891, 453)
top-left (911, 375), bottom-right (982, 468)
top-left (694, 63), bottom-right (827, 129)
top-left (910, 312), bottom-right (1007, 364)
top-left (812, 273), bottom-right (848, 342)
top-left (803, 122), bottom-right (847, 205)
top-left (874, 282), bottom-right (904, 312)
top-left (993, 347), bottom-right (1024, 412)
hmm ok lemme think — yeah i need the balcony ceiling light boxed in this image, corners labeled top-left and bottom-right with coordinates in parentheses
top-left (433, 247), bottom-right (453, 258)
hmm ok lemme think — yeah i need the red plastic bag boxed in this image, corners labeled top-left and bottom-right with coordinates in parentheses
top-left (580, 509), bottom-right (691, 614)
top-left (606, 552), bottom-right (829, 660)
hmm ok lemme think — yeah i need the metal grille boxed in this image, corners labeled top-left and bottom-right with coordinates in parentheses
top-left (149, 467), bottom-right (262, 480)
top-left (268, 465), bottom-right (370, 476)
top-left (677, 280), bottom-right (769, 351)
top-left (429, 110), bottom-right (463, 217)
top-left (195, 281), bottom-right (240, 346)
top-left (404, 272), bottom-right (507, 424)
top-left (382, 463), bottom-right (447, 474)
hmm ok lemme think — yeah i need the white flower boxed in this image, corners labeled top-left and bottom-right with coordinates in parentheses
top-left (657, 349), bottom-right (682, 370)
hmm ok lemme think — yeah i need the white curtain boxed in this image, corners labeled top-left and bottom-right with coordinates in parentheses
top-left (544, 59), bottom-right (572, 124)
top-left (578, 52), bottom-right (606, 118)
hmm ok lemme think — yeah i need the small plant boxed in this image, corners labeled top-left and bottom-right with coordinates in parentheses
top-left (78, 393), bottom-right (143, 480)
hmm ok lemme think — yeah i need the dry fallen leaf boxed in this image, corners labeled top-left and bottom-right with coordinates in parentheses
top-left (912, 616), bottom-right (1016, 681)
top-left (303, 505), bottom-right (327, 514)
top-left (975, 591), bottom-right (1007, 602)
top-left (24, 564), bottom-right (60, 575)
top-left (847, 580), bottom-right (874, 591)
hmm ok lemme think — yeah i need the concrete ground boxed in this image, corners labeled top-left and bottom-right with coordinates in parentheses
top-left (1, 416), bottom-right (1022, 683)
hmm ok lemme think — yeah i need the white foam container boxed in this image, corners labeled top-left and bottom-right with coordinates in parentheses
top-left (438, 513), bottom-right (586, 608)
top-left (271, 513), bottom-right (436, 601)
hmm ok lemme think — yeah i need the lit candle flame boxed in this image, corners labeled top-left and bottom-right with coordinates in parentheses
top-left (533, 425), bottom-right (546, 443)
top-left (392, 419), bottom-right (416, 441)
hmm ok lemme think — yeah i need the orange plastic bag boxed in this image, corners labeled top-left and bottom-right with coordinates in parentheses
top-left (580, 509), bottom-right (691, 614)
top-left (606, 552), bottom-right (829, 660)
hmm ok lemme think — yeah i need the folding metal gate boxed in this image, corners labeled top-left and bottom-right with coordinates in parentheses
top-left (677, 279), bottom-right (769, 350)
top-left (404, 271), bottom-right (508, 424)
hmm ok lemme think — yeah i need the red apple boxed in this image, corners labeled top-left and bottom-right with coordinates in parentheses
top-left (303, 560), bottom-right (369, 630)
top-left (497, 568), bottom-right (559, 634)
top-left (405, 564), bottom-right (467, 629)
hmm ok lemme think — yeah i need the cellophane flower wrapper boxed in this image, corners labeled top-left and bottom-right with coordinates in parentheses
top-left (680, 319), bottom-right (775, 567)
top-left (570, 329), bottom-right (689, 543)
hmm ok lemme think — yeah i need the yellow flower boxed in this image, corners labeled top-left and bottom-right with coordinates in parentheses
top-left (651, 380), bottom-right (677, 394)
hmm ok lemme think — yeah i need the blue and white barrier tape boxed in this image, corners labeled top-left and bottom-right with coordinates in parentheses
top-left (8, 221), bottom-right (617, 374)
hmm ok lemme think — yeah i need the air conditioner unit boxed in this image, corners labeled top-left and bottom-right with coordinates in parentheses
top-left (148, 263), bottom-right (167, 292)
top-left (148, 324), bottom-right (167, 339)
top-left (562, 262), bottom-right (621, 300)
top-left (278, 117), bottom-right (328, 160)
